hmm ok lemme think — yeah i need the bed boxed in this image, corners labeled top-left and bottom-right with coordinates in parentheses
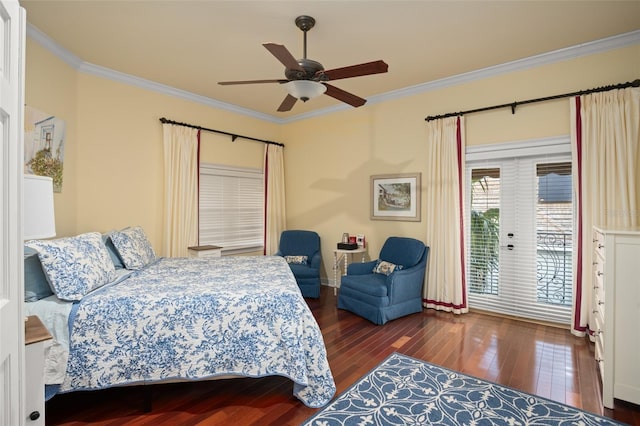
top-left (24, 227), bottom-right (335, 408)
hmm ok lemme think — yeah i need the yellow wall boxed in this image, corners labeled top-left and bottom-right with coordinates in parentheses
top-left (281, 45), bottom-right (640, 280)
top-left (25, 40), bottom-right (78, 237)
top-left (25, 35), bottom-right (639, 280)
top-left (26, 38), bottom-right (276, 252)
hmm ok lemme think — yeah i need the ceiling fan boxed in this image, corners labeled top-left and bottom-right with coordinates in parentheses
top-left (218, 15), bottom-right (389, 112)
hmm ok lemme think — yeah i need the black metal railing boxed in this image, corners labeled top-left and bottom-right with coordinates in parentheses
top-left (536, 232), bottom-right (572, 305)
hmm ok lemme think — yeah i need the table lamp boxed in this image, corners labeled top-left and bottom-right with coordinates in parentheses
top-left (23, 175), bottom-right (56, 240)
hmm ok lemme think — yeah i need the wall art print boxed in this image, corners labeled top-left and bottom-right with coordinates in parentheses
top-left (371, 173), bottom-right (421, 221)
top-left (24, 105), bottom-right (66, 192)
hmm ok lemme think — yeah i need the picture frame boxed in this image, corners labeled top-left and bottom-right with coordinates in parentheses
top-left (370, 173), bottom-right (421, 221)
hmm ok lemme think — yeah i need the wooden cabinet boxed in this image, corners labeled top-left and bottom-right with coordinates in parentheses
top-left (188, 245), bottom-right (222, 258)
top-left (592, 227), bottom-right (640, 408)
top-left (25, 315), bottom-right (52, 425)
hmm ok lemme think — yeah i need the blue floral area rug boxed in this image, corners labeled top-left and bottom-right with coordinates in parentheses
top-left (303, 352), bottom-right (625, 425)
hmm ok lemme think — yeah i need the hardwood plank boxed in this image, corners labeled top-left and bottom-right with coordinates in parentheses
top-left (46, 286), bottom-right (640, 425)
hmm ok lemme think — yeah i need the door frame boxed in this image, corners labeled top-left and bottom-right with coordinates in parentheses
top-left (0, 1), bottom-right (27, 424)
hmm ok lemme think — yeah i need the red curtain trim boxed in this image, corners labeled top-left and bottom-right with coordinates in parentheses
top-left (196, 130), bottom-right (201, 245)
top-left (456, 117), bottom-right (468, 309)
top-left (263, 148), bottom-right (269, 255)
top-left (572, 96), bottom-right (585, 333)
top-left (423, 299), bottom-right (467, 310)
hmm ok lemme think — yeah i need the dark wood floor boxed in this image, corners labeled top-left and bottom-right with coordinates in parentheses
top-left (46, 285), bottom-right (640, 425)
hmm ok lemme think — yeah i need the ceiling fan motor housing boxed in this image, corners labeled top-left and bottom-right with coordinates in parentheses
top-left (285, 58), bottom-right (327, 81)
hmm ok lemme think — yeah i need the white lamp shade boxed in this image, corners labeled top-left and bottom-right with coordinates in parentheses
top-left (24, 175), bottom-right (56, 240)
top-left (283, 80), bottom-right (327, 102)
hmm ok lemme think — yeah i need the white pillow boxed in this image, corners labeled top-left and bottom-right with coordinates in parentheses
top-left (25, 232), bottom-right (117, 301)
top-left (372, 260), bottom-right (403, 276)
top-left (110, 226), bottom-right (156, 270)
top-left (284, 255), bottom-right (308, 265)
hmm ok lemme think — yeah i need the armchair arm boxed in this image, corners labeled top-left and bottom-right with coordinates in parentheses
top-left (347, 260), bottom-right (377, 275)
top-left (309, 251), bottom-right (321, 269)
top-left (386, 262), bottom-right (427, 305)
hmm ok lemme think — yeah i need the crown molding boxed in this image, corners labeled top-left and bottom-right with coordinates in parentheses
top-left (26, 23), bottom-right (281, 124)
top-left (27, 23), bottom-right (640, 124)
top-left (365, 29), bottom-right (640, 108)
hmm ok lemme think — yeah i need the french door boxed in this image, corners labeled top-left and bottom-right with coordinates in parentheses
top-left (465, 139), bottom-right (573, 324)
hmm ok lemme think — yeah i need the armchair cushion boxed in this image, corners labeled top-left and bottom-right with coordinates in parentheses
top-left (287, 263), bottom-right (319, 279)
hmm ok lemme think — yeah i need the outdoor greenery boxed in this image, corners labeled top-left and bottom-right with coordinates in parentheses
top-left (469, 177), bottom-right (500, 294)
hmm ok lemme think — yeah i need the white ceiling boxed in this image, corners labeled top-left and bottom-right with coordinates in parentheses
top-left (21, 1), bottom-right (640, 120)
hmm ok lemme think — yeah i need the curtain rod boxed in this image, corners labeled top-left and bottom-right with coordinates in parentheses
top-left (424, 79), bottom-right (640, 122)
top-left (159, 117), bottom-right (284, 147)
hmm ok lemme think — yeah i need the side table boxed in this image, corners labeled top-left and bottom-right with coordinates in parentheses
top-left (333, 247), bottom-right (367, 295)
top-left (188, 245), bottom-right (223, 258)
top-left (25, 315), bottom-right (52, 426)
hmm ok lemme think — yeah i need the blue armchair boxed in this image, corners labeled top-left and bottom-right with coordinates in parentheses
top-left (275, 230), bottom-right (321, 298)
top-left (337, 237), bottom-right (429, 325)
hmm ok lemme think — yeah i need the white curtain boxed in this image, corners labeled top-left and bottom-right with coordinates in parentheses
top-left (162, 124), bottom-right (200, 257)
top-left (570, 87), bottom-right (640, 336)
top-left (423, 117), bottom-right (468, 314)
top-left (264, 143), bottom-right (286, 255)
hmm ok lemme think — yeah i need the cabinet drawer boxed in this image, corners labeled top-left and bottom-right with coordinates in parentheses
top-left (192, 250), bottom-right (221, 258)
top-left (593, 230), bottom-right (605, 260)
top-left (593, 259), bottom-right (605, 314)
top-left (593, 311), bottom-right (604, 337)
top-left (595, 337), bottom-right (605, 383)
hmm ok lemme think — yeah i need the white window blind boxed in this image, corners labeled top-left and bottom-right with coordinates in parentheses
top-left (199, 164), bottom-right (264, 253)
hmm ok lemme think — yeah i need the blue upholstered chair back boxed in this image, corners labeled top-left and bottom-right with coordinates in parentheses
top-left (276, 230), bottom-right (321, 298)
top-left (379, 236), bottom-right (426, 269)
top-left (278, 230), bottom-right (320, 263)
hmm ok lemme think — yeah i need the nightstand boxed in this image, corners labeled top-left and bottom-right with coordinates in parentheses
top-left (25, 315), bottom-right (52, 425)
top-left (332, 247), bottom-right (367, 295)
top-left (188, 245), bottom-right (223, 258)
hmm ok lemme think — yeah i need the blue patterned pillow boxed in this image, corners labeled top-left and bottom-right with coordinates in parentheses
top-left (373, 260), bottom-right (403, 276)
top-left (285, 255), bottom-right (308, 265)
top-left (102, 233), bottom-right (125, 269)
top-left (110, 226), bottom-right (156, 270)
top-left (24, 246), bottom-right (53, 302)
top-left (25, 232), bottom-right (117, 301)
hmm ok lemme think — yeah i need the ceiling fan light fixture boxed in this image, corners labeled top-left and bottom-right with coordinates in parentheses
top-left (283, 80), bottom-right (326, 102)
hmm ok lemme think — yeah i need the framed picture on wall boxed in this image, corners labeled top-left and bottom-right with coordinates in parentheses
top-left (370, 173), bottom-right (421, 221)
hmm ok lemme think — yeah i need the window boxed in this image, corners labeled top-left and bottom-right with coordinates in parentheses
top-left (199, 164), bottom-right (264, 254)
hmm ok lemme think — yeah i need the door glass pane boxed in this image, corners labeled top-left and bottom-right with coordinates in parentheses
top-left (536, 162), bottom-right (573, 306)
top-left (469, 168), bottom-right (500, 295)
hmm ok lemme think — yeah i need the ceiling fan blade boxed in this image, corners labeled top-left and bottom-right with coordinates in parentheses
top-left (323, 83), bottom-right (367, 108)
top-left (218, 79), bottom-right (287, 85)
top-left (277, 94), bottom-right (298, 112)
top-left (321, 60), bottom-right (389, 81)
top-left (263, 43), bottom-right (304, 71)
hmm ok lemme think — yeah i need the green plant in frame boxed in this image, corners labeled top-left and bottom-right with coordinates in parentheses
top-left (469, 175), bottom-right (500, 294)
top-left (27, 148), bottom-right (64, 192)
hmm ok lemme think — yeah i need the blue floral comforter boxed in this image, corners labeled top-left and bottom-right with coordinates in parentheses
top-left (60, 256), bottom-right (336, 407)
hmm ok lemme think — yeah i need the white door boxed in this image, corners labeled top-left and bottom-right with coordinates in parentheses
top-left (465, 139), bottom-right (574, 324)
top-left (0, 1), bottom-right (26, 425)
